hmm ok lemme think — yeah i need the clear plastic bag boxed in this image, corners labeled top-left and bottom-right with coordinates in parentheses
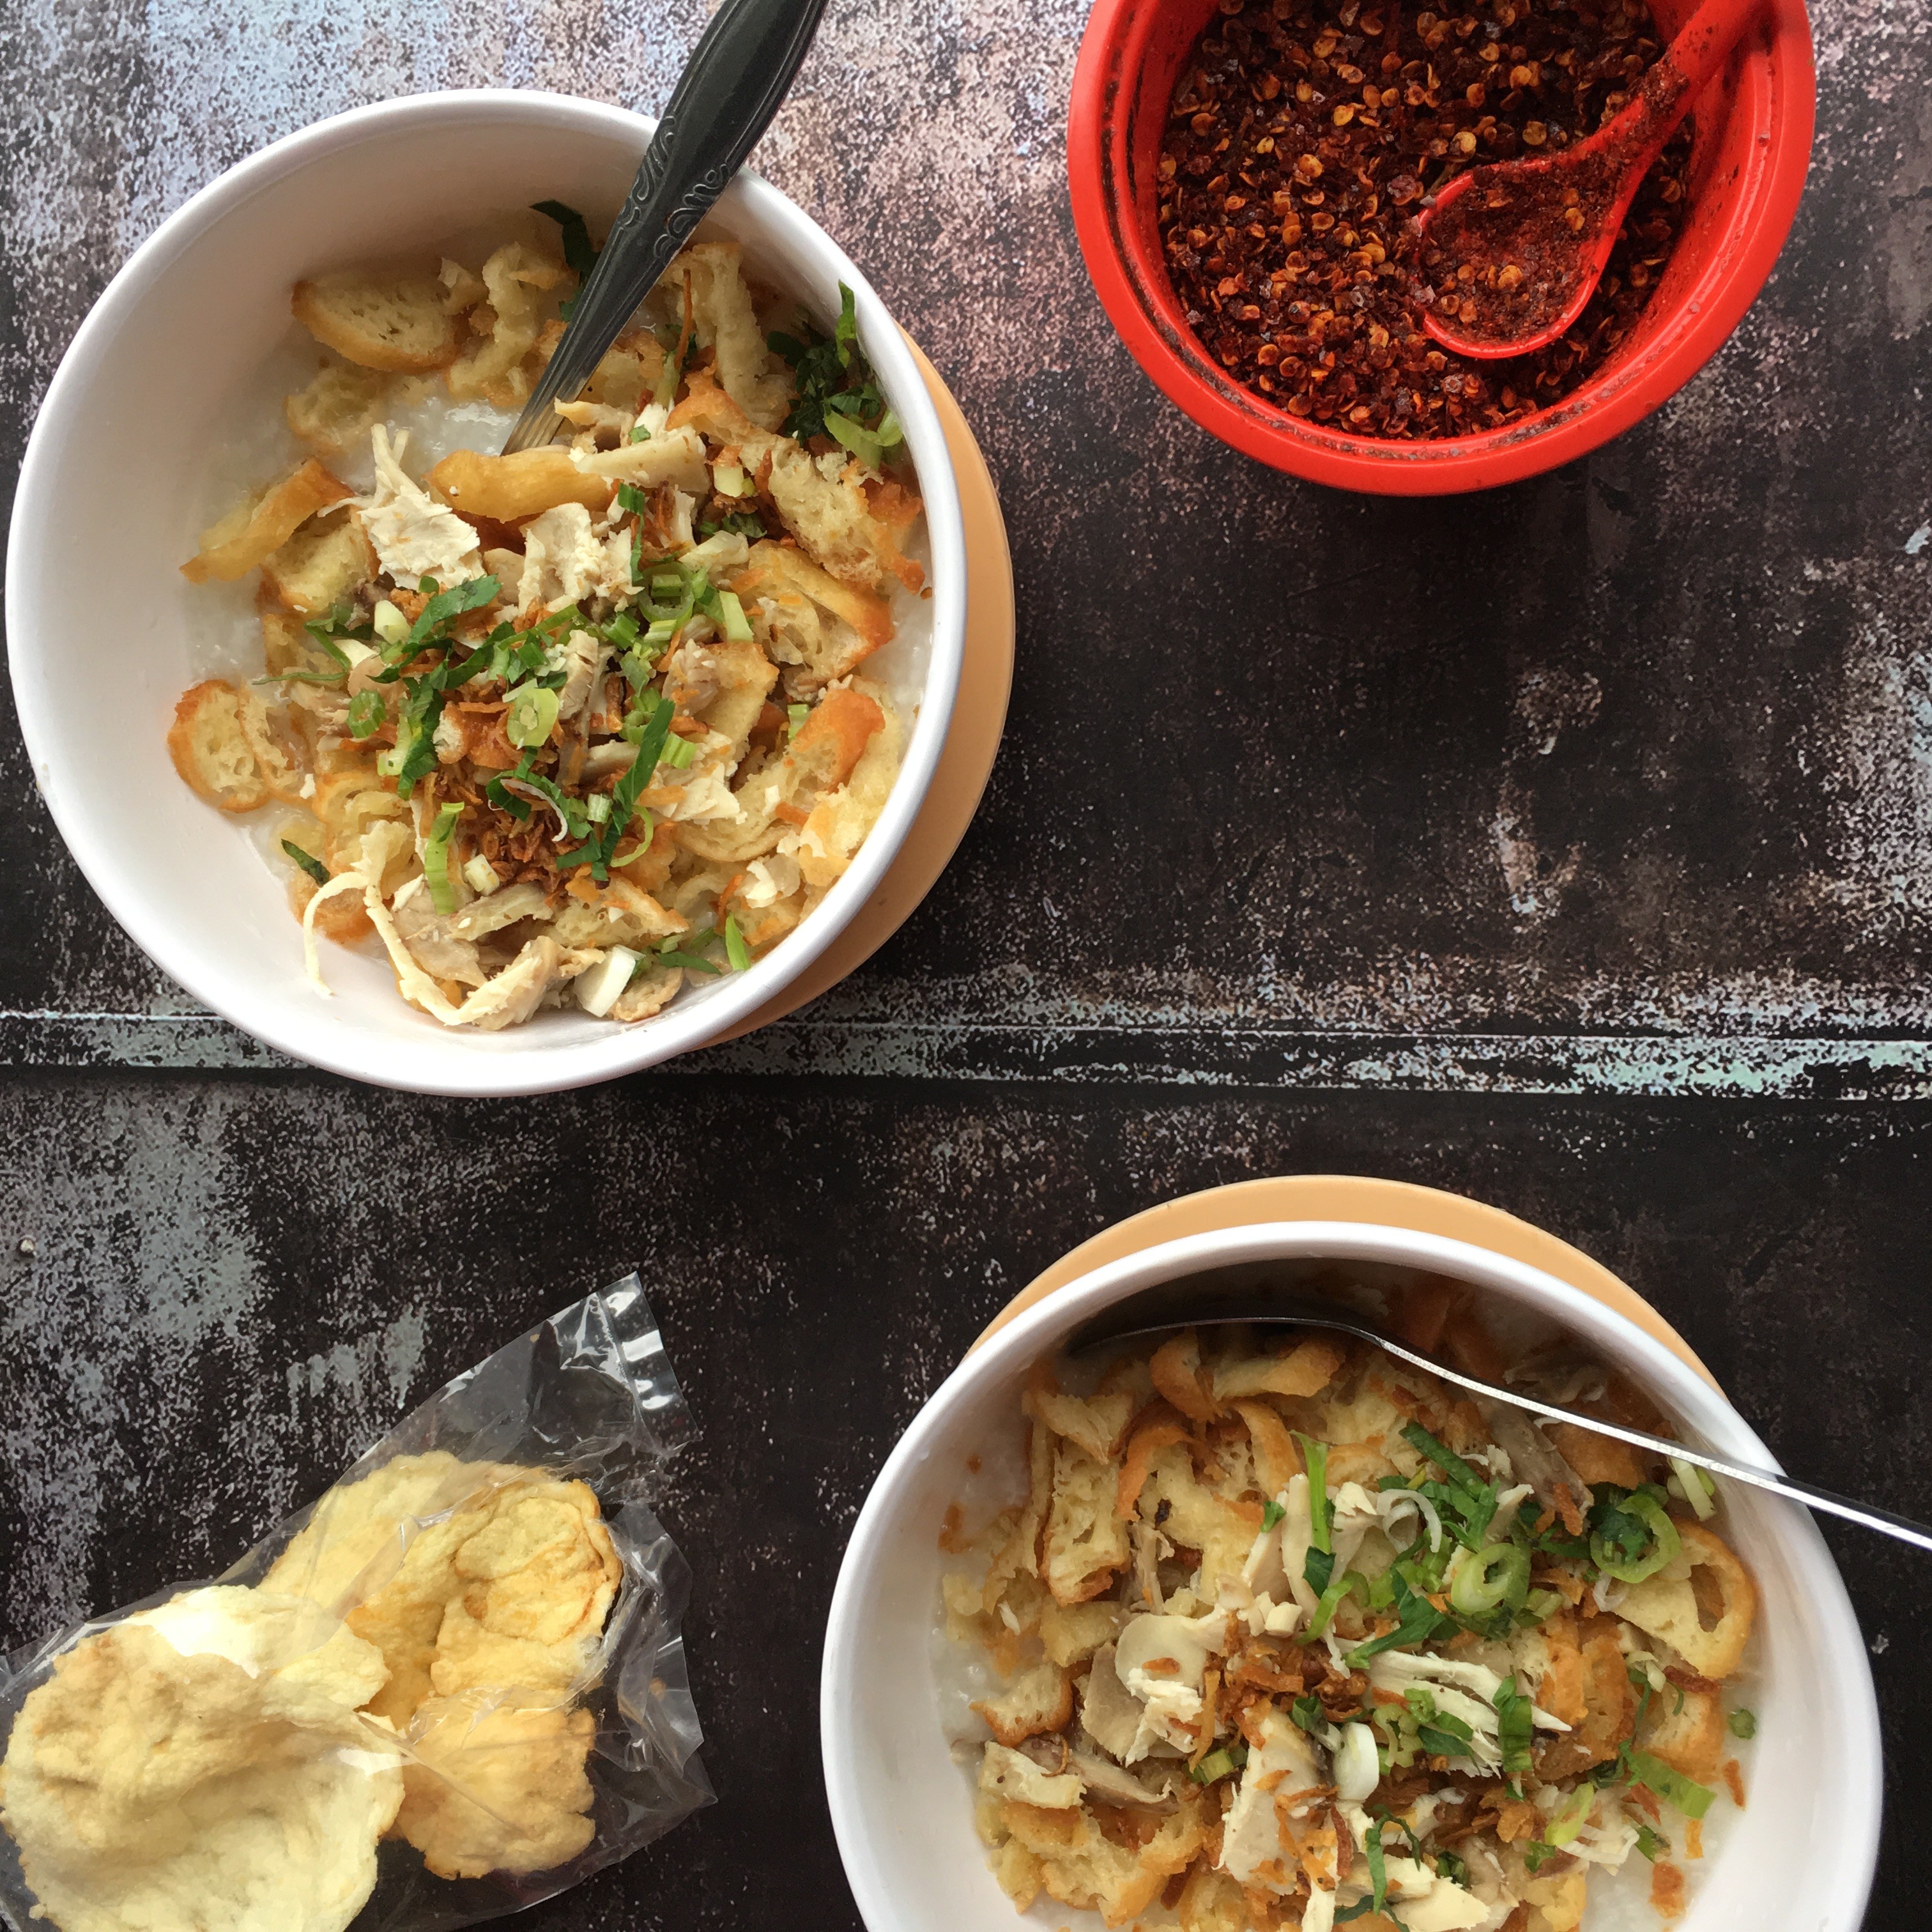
top-left (0, 1275), bottom-right (710, 1932)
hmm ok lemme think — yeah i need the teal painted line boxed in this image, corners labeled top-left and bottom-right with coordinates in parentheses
top-left (1, 1010), bottom-right (1930, 1097)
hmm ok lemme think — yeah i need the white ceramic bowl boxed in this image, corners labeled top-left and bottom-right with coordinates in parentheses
top-left (823, 1221), bottom-right (1882, 1932)
top-left (8, 89), bottom-right (966, 1096)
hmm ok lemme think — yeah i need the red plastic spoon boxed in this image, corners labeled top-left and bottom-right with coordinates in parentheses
top-left (1416, 0), bottom-right (1759, 359)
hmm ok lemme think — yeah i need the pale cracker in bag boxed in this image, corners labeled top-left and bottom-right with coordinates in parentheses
top-left (0, 1275), bottom-right (710, 1932)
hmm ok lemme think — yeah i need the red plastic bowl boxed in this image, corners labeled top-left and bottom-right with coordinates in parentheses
top-left (1068, 0), bottom-right (1815, 494)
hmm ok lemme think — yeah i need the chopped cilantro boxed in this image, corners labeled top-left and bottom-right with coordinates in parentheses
top-left (1491, 1673), bottom-right (1535, 1776)
top-left (280, 841), bottom-right (330, 887)
top-left (1290, 1694), bottom-right (1327, 1736)
top-left (771, 282), bottom-right (898, 456)
top-left (1363, 1818), bottom-right (1390, 1913)
top-left (532, 200), bottom-right (598, 318)
top-left (1588, 1484), bottom-right (1680, 1584)
top-left (698, 510), bottom-right (769, 540)
top-left (1346, 1567), bottom-right (1448, 1666)
top-left (655, 930), bottom-right (724, 974)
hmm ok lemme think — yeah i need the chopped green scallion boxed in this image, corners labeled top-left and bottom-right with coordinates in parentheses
top-left (1190, 1747), bottom-right (1243, 1785)
top-left (505, 684), bottom-right (560, 749)
top-left (716, 589), bottom-right (754, 643)
top-left (1623, 1747), bottom-right (1715, 1820)
top-left (422, 803), bottom-right (463, 916)
top-left (1448, 1540), bottom-right (1531, 1618)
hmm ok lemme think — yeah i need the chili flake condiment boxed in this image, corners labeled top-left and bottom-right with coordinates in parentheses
top-left (1158, 0), bottom-right (1693, 438)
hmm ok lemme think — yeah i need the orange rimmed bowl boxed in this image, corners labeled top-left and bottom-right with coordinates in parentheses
top-left (1068, 0), bottom-right (1815, 494)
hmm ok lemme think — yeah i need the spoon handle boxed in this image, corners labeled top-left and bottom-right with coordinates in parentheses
top-left (1070, 1289), bottom-right (1932, 1554)
top-left (502, 0), bottom-right (830, 454)
top-left (1598, 0), bottom-right (1757, 175)
top-left (1364, 1329), bottom-right (1932, 1554)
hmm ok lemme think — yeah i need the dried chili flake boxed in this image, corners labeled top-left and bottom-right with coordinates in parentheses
top-left (1158, 0), bottom-right (1692, 440)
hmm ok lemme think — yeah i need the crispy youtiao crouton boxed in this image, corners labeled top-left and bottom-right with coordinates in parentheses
top-left (1639, 1683), bottom-right (1729, 1784)
top-left (689, 636), bottom-right (779, 757)
top-left (292, 266), bottom-right (459, 371)
top-left (1096, 1355), bottom-right (1156, 1405)
top-left (180, 459), bottom-right (352, 583)
top-left (1616, 1521), bottom-right (1758, 1679)
top-left (1320, 1376), bottom-right (1420, 1452)
top-left (1043, 1440), bottom-right (1130, 1606)
top-left (1517, 1860), bottom-right (1590, 1932)
top-left (446, 244), bottom-right (569, 405)
top-left (259, 507), bottom-right (376, 615)
top-left (1536, 1624), bottom-right (1635, 1779)
top-left (289, 865), bottom-right (376, 945)
top-left (972, 1661), bottom-right (1073, 1746)
top-left (766, 438), bottom-right (924, 594)
top-left (1326, 1439), bottom-right (1402, 1486)
top-left (674, 685), bottom-right (883, 865)
top-left (611, 963), bottom-right (684, 1022)
top-left (1114, 1404), bottom-right (1191, 1520)
top-left (1177, 1864), bottom-right (1250, 1932)
top-left (1140, 1443), bottom-right (1256, 1597)
top-left (1151, 1331), bottom-right (1218, 1423)
top-left (1039, 1598), bottom-right (1124, 1667)
top-left (439, 256), bottom-right (487, 316)
top-left (1547, 1422), bottom-right (1649, 1492)
top-left (671, 374), bottom-right (921, 594)
top-left (1009, 1805), bottom-right (1169, 1928)
top-left (1024, 1366), bottom-right (1135, 1464)
top-left (586, 328), bottom-right (666, 406)
top-left (993, 1839), bottom-right (1044, 1912)
top-left (793, 691), bottom-right (901, 894)
top-left (656, 241), bottom-right (792, 429)
top-left (169, 680), bottom-right (279, 812)
top-left (1529, 1611), bottom-right (1586, 1726)
top-left (983, 1422), bottom-right (1055, 1613)
top-left (260, 606), bottom-right (338, 684)
top-left (1228, 1397), bottom-right (1302, 1498)
top-left (740, 539), bottom-right (894, 687)
top-left (1000, 1798), bottom-right (1084, 1851)
top-left (1213, 1336), bottom-right (1346, 1404)
top-left (284, 359), bottom-right (396, 456)
top-left (428, 445), bottom-right (610, 520)
top-left (1139, 1794), bottom-right (1211, 1876)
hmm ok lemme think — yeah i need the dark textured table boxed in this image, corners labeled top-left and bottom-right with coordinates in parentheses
top-left (1, 0), bottom-right (1928, 1926)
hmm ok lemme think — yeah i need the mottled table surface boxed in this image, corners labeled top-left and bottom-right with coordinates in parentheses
top-left (1, 0), bottom-right (1928, 1925)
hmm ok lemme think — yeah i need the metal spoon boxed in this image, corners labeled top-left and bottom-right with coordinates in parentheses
top-left (1414, 0), bottom-right (1762, 360)
top-left (500, 0), bottom-right (830, 454)
top-left (1067, 1270), bottom-right (1932, 1553)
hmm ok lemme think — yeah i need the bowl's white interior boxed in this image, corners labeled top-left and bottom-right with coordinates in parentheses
top-left (823, 1223), bottom-right (1882, 1932)
top-left (9, 91), bottom-right (965, 1095)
